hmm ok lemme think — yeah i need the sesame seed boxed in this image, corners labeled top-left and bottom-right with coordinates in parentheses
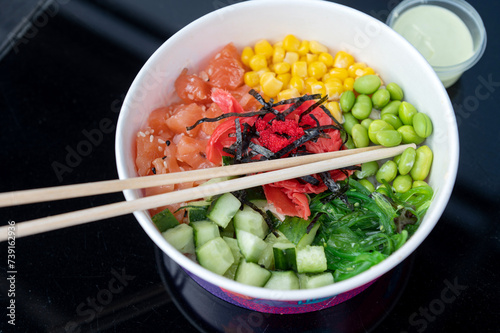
top-left (139, 131), bottom-right (146, 137)
top-left (149, 135), bottom-right (154, 142)
top-left (158, 139), bottom-right (165, 144)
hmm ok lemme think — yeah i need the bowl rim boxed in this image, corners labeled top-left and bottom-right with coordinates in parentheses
top-left (115, 0), bottom-right (459, 301)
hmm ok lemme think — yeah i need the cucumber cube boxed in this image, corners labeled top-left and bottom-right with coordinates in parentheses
top-left (233, 205), bottom-right (269, 239)
top-left (196, 237), bottom-right (234, 275)
top-left (236, 229), bottom-right (268, 263)
top-left (207, 193), bottom-right (241, 228)
top-left (152, 208), bottom-right (179, 232)
top-left (191, 221), bottom-right (220, 248)
top-left (296, 245), bottom-right (327, 273)
top-left (162, 223), bottom-right (194, 254)
top-left (264, 271), bottom-right (300, 290)
top-left (235, 259), bottom-right (271, 287)
top-left (298, 272), bottom-right (334, 289)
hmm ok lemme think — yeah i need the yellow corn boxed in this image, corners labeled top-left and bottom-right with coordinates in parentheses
top-left (283, 34), bottom-right (301, 52)
top-left (343, 77), bottom-right (355, 91)
top-left (357, 67), bottom-right (376, 77)
top-left (273, 46), bottom-right (286, 64)
top-left (318, 52), bottom-right (334, 67)
top-left (310, 81), bottom-right (326, 96)
top-left (324, 101), bottom-right (343, 123)
top-left (277, 73), bottom-right (291, 87)
top-left (274, 41), bottom-right (283, 48)
top-left (297, 40), bottom-right (310, 55)
top-left (306, 53), bottom-right (319, 64)
top-left (308, 61), bottom-right (328, 80)
top-left (254, 39), bottom-right (274, 59)
top-left (241, 46), bottom-right (254, 67)
top-left (329, 67), bottom-right (349, 81)
top-left (278, 87), bottom-right (300, 101)
top-left (249, 54), bottom-right (269, 71)
top-left (348, 62), bottom-right (367, 78)
top-left (244, 71), bottom-right (260, 87)
top-left (289, 76), bottom-right (305, 93)
top-left (324, 78), bottom-right (344, 100)
top-left (292, 61), bottom-right (308, 78)
top-left (274, 62), bottom-right (291, 74)
top-left (309, 40), bottom-right (328, 54)
top-left (260, 72), bottom-right (283, 98)
top-left (333, 51), bottom-right (355, 69)
top-left (284, 51), bottom-right (299, 64)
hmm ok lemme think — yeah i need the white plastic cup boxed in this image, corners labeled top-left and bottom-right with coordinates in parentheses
top-left (387, 0), bottom-right (487, 88)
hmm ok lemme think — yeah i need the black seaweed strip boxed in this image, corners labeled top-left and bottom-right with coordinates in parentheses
top-left (231, 190), bottom-right (275, 232)
top-left (273, 130), bottom-right (321, 158)
top-left (248, 142), bottom-right (274, 159)
top-left (234, 118), bottom-right (243, 163)
top-left (300, 175), bottom-right (320, 186)
top-left (306, 213), bottom-right (323, 233)
top-left (319, 105), bottom-right (344, 129)
top-left (308, 113), bottom-right (321, 128)
top-left (298, 95), bottom-right (329, 123)
top-left (186, 110), bottom-right (268, 131)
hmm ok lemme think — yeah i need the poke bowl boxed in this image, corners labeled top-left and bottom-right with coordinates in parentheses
top-left (115, 0), bottom-right (458, 314)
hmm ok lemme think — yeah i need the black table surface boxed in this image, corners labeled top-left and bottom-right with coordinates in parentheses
top-left (1, 1), bottom-right (499, 332)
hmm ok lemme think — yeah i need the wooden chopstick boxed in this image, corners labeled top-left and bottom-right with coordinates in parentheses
top-left (0, 144), bottom-right (415, 241)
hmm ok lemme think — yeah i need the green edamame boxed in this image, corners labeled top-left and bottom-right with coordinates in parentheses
top-left (393, 175), bottom-right (413, 193)
top-left (359, 179), bottom-right (375, 192)
top-left (376, 184), bottom-right (392, 196)
top-left (344, 134), bottom-right (355, 149)
top-left (410, 145), bottom-right (433, 181)
top-left (371, 88), bottom-right (391, 109)
top-left (397, 125), bottom-right (425, 145)
top-left (393, 154), bottom-right (402, 165)
top-left (412, 180), bottom-right (429, 188)
top-left (351, 124), bottom-right (370, 148)
top-left (412, 112), bottom-right (433, 138)
top-left (355, 161), bottom-right (379, 179)
top-left (376, 160), bottom-right (398, 183)
top-left (353, 75), bottom-right (381, 95)
top-left (340, 90), bottom-right (356, 112)
top-left (398, 101), bottom-right (418, 125)
top-left (398, 147), bottom-right (416, 175)
top-left (376, 130), bottom-right (402, 147)
top-left (386, 82), bottom-right (404, 101)
top-left (381, 101), bottom-right (401, 117)
top-left (361, 118), bottom-right (373, 130)
top-left (381, 113), bottom-right (403, 129)
top-left (343, 112), bottom-right (359, 135)
top-left (368, 119), bottom-right (394, 145)
top-left (352, 94), bottom-right (373, 120)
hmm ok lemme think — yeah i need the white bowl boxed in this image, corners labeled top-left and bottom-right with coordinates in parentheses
top-left (115, 0), bottom-right (459, 314)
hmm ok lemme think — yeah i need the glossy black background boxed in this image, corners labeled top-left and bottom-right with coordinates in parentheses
top-left (0, 1), bottom-right (499, 332)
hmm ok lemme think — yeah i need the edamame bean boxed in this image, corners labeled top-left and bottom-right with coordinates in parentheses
top-left (397, 125), bottom-right (425, 145)
top-left (368, 119), bottom-right (394, 145)
top-left (410, 145), bottom-right (433, 181)
top-left (376, 130), bottom-right (402, 147)
top-left (412, 112), bottom-right (433, 138)
top-left (340, 90), bottom-right (356, 112)
top-left (412, 180), bottom-right (429, 188)
top-left (381, 101), bottom-right (401, 117)
top-left (352, 94), bottom-right (373, 120)
top-left (393, 175), bottom-right (413, 193)
top-left (393, 154), bottom-right (402, 165)
top-left (355, 161), bottom-right (379, 179)
top-left (344, 134), bottom-right (355, 149)
top-left (381, 113), bottom-right (403, 129)
top-left (398, 101), bottom-right (418, 125)
top-left (375, 184), bottom-right (392, 196)
top-left (386, 82), bottom-right (404, 101)
top-left (398, 147), bottom-right (416, 175)
top-left (376, 160), bottom-right (398, 183)
top-left (359, 179), bottom-right (375, 192)
top-left (371, 88), bottom-right (391, 109)
top-left (343, 113), bottom-right (359, 135)
top-left (353, 75), bottom-right (381, 95)
top-left (361, 118), bottom-right (373, 130)
top-left (351, 124), bottom-right (370, 148)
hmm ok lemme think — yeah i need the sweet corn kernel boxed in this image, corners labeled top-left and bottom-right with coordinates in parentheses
top-left (284, 51), bottom-right (299, 64)
top-left (343, 77), bottom-right (355, 91)
top-left (333, 51), bottom-right (355, 69)
top-left (260, 72), bottom-right (283, 98)
top-left (329, 67), bottom-right (349, 81)
top-left (348, 62), bottom-right (367, 78)
top-left (308, 61), bottom-right (328, 80)
top-left (241, 46), bottom-right (254, 67)
top-left (274, 41), bottom-right (283, 48)
top-left (249, 54), bottom-right (269, 71)
top-left (274, 62), bottom-right (291, 74)
top-left (318, 52), bottom-right (334, 67)
top-left (324, 78), bottom-right (344, 100)
top-left (277, 73), bottom-right (291, 87)
top-left (304, 77), bottom-right (319, 94)
top-left (310, 81), bottom-right (326, 96)
top-left (292, 61), bottom-right (308, 77)
top-left (309, 40), bottom-right (328, 54)
top-left (283, 34), bottom-right (301, 52)
top-left (278, 87), bottom-right (300, 101)
top-left (306, 53), bottom-right (319, 64)
top-left (298, 40), bottom-right (310, 55)
top-left (289, 76), bottom-right (305, 93)
top-left (357, 67), bottom-right (376, 77)
top-left (254, 39), bottom-right (274, 59)
top-left (244, 71), bottom-right (260, 87)
top-left (325, 101), bottom-right (343, 124)
top-left (322, 73), bottom-right (331, 82)
top-left (273, 46), bottom-right (286, 64)
top-left (299, 55), bottom-right (307, 62)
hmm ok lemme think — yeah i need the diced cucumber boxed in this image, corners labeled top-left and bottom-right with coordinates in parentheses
top-left (298, 272), bottom-right (334, 289)
top-left (233, 205), bottom-right (269, 239)
top-left (278, 216), bottom-right (317, 246)
top-left (220, 220), bottom-right (235, 238)
top-left (264, 271), bottom-right (300, 290)
top-left (162, 223), bottom-right (194, 254)
top-left (200, 177), bottom-right (235, 200)
top-left (223, 236), bottom-right (242, 280)
top-left (191, 221), bottom-right (220, 248)
top-left (196, 237), bottom-right (234, 275)
top-left (152, 208), bottom-right (179, 232)
top-left (235, 258), bottom-right (271, 287)
top-left (258, 243), bottom-right (274, 270)
top-left (296, 245), bottom-right (327, 273)
top-left (236, 229), bottom-right (268, 263)
top-left (185, 200), bottom-right (210, 223)
top-left (297, 222), bottom-right (321, 248)
top-left (249, 199), bottom-right (268, 210)
top-left (207, 193), bottom-right (241, 228)
top-left (273, 241), bottom-right (297, 271)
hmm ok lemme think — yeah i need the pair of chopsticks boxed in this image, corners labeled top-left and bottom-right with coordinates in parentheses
top-left (0, 143), bottom-right (415, 241)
